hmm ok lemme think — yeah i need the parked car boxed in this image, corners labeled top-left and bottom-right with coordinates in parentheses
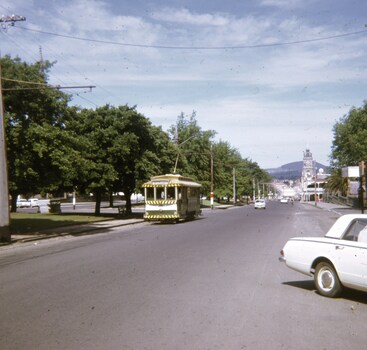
top-left (279, 214), bottom-right (367, 297)
top-left (280, 197), bottom-right (288, 203)
top-left (254, 199), bottom-right (266, 209)
top-left (16, 199), bottom-right (31, 208)
top-left (28, 198), bottom-right (39, 207)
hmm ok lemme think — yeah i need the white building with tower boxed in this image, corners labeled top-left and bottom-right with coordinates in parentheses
top-left (301, 148), bottom-right (327, 202)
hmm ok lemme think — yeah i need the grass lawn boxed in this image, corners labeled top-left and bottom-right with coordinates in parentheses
top-left (200, 199), bottom-right (242, 207)
top-left (10, 213), bottom-right (114, 234)
top-left (201, 199), bottom-right (221, 207)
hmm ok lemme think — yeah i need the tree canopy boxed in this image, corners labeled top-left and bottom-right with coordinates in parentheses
top-left (330, 101), bottom-right (367, 167)
top-left (67, 104), bottom-right (172, 214)
top-left (2, 55), bottom-right (77, 210)
top-left (168, 111), bottom-right (216, 188)
top-left (169, 112), bottom-right (271, 201)
top-left (2, 55), bottom-right (272, 214)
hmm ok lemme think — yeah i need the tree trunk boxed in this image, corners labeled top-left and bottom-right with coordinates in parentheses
top-left (109, 191), bottom-right (114, 207)
top-left (94, 191), bottom-right (101, 216)
top-left (124, 190), bottom-right (132, 214)
top-left (10, 192), bottom-right (19, 213)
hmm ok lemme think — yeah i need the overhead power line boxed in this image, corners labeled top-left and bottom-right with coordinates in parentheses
top-left (15, 26), bottom-right (367, 50)
top-left (2, 77), bottom-right (48, 85)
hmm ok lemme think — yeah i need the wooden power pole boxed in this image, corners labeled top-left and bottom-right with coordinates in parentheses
top-left (0, 15), bottom-right (26, 242)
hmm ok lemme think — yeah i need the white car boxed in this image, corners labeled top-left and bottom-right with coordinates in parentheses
top-left (28, 198), bottom-right (39, 207)
top-left (16, 199), bottom-right (31, 208)
top-left (280, 198), bottom-right (288, 203)
top-left (279, 214), bottom-right (367, 298)
top-left (254, 199), bottom-right (266, 209)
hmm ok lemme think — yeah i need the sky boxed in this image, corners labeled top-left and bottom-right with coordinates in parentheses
top-left (1, 0), bottom-right (367, 169)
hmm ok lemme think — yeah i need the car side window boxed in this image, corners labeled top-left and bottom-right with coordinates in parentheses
top-left (358, 225), bottom-right (367, 243)
top-left (342, 219), bottom-right (367, 241)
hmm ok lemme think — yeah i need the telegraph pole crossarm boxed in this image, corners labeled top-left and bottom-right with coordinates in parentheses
top-left (0, 15), bottom-right (26, 30)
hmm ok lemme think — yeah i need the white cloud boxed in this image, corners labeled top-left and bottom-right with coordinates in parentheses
top-left (260, 0), bottom-right (307, 9)
top-left (2, 0), bottom-right (366, 168)
top-left (0, 0), bottom-right (32, 12)
top-left (151, 8), bottom-right (229, 26)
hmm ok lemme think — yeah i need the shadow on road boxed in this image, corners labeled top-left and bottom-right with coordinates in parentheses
top-left (283, 280), bottom-right (367, 304)
top-left (283, 280), bottom-right (315, 291)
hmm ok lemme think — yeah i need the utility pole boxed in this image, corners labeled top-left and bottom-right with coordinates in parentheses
top-left (359, 161), bottom-right (366, 214)
top-left (253, 178), bottom-right (256, 201)
top-left (210, 144), bottom-right (214, 209)
top-left (314, 162), bottom-right (317, 207)
top-left (0, 14), bottom-right (26, 242)
top-left (0, 62), bottom-right (10, 242)
top-left (233, 167), bottom-right (236, 205)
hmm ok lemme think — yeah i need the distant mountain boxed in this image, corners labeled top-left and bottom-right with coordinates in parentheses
top-left (266, 161), bottom-right (329, 180)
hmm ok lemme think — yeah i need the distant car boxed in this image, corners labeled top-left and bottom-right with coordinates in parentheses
top-left (279, 214), bottom-right (367, 298)
top-left (130, 193), bottom-right (144, 202)
top-left (16, 199), bottom-right (31, 208)
top-left (280, 198), bottom-right (288, 203)
top-left (254, 199), bottom-right (266, 209)
top-left (29, 198), bottom-right (39, 207)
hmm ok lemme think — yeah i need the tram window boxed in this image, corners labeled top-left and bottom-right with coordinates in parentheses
top-left (157, 187), bottom-right (165, 199)
top-left (146, 188), bottom-right (154, 200)
top-left (188, 187), bottom-right (197, 198)
top-left (167, 187), bottom-right (175, 199)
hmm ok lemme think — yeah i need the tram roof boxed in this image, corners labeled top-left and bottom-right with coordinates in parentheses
top-left (143, 174), bottom-right (201, 188)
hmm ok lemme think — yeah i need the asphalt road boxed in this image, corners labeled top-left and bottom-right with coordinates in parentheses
top-left (1, 201), bottom-right (366, 349)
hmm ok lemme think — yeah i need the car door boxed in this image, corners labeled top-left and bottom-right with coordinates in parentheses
top-left (333, 220), bottom-right (367, 290)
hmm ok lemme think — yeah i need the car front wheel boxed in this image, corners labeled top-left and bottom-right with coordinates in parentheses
top-left (314, 261), bottom-right (342, 298)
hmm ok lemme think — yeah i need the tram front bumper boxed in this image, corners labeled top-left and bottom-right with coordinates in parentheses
top-left (144, 211), bottom-right (179, 220)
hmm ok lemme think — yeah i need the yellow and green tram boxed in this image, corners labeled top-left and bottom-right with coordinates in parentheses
top-left (143, 174), bottom-right (202, 222)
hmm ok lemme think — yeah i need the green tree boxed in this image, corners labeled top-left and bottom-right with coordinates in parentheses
top-left (328, 101), bottom-right (367, 197)
top-left (168, 111), bottom-right (216, 193)
top-left (69, 105), bottom-right (173, 214)
top-left (325, 168), bottom-right (349, 197)
top-left (167, 111), bottom-right (271, 202)
top-left (2, 55), bottom-right (79, 211)
top-left (235, 158), bottom-right (271, 199)
top-left (134, 124), bottom-right (176, 190)
top-left (211, 141), bottom-right (241, 201)
top-left (108, 106), bottom-right (174, 213)
top-left (212, 143), bottom-right (271, 202)
top-left (330, 101), bottom-right (367, 167)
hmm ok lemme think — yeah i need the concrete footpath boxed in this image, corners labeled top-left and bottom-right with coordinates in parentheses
top-left (1, 201), bottom-right (365, 248)
top-left (304, 200), bottom-right (362, 215)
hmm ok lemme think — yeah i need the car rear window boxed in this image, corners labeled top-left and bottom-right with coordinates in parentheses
top-left (342, 219), bottom-right (367, 241)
